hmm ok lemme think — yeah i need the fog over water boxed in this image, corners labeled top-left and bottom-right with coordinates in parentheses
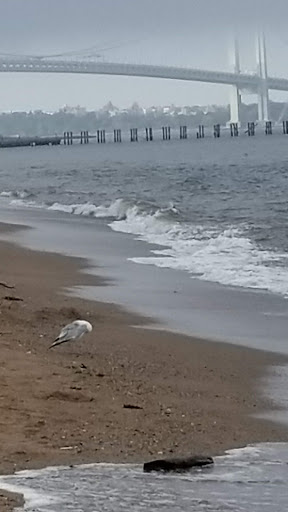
top-left (0, 0), bottom-right (287, 109)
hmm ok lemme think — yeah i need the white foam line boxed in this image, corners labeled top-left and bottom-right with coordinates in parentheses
top-left (6, 196), bottom-right (288, 298)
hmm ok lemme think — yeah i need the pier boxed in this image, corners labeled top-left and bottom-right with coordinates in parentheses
top-left (1, 121), bottom-right (288, 149)
top-left (59, 121), bottom-right (288, 145)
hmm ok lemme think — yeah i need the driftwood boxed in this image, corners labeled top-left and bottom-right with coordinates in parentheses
top-left (123, 404), bottom-right (143, 410)
top-left (0, 282), bottom-right (14, 289)
top-left (4, 296), bottom-right (23, 302)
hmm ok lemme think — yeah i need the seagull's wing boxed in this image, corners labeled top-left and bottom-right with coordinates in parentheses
top-left (49, 322), bottom-right (79, 349)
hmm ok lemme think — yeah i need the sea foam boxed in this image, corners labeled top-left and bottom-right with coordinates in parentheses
top-left (4, 196), bottom-right (288, 298)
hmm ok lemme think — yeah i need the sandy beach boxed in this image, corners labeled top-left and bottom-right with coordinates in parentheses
top-left (1, 221), bottom-right (288, 509)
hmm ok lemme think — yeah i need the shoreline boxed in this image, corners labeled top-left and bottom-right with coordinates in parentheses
top-left (2, 205), bottom-right (288, 355)
top-left (1, 220), bottom-right (288, 509)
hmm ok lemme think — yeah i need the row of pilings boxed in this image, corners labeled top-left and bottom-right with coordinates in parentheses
top-left (62, 121), bottom-right (288, 145)
top-left (63, 131), bottom-right (90, 145)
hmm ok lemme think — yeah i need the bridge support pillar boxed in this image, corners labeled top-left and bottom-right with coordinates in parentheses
top-left (257, 86), bottom-right (269, 123)
top-left (229, 85), bottom-right (241, 125)
top-left (256, 33), bottom-right (269, 123)
top-left (228, 37), bottom-right (241, 125)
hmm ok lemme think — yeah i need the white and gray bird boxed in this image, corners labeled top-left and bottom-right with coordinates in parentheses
top-left (49, 320), bottom-right (92, 349)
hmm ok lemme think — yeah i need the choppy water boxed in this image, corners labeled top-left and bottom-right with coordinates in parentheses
top-left (1, 137), bottom-right (288, 296)
top-left (0, 444), bottom-right (288, 511)
top-left (1, 136), bottom-right (288, 298)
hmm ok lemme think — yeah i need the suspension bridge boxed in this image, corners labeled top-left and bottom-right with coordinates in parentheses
top-left (0, 33), bottom-right (286, 124)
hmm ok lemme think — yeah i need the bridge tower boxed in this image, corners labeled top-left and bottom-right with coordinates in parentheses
top-left (256, 32), bottom-right (269, 122)
top-left (229, 37), bottom-right (241, 124)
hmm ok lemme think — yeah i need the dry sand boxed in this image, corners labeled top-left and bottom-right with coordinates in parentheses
top-left (0, 221), bottom-right (288, 509)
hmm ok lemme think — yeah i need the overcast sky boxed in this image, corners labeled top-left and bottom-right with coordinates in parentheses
top-left (0, 0), bottom-right (287, 111)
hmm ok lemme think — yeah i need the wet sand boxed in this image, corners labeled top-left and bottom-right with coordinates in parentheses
top-left (0, 490), bottom-right (23, 512)
top-left (1, 221), bottom-right (288, 509)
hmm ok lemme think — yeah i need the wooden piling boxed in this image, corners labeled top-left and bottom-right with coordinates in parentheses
top-left (247, 122), bottom-right (255, 136)
top-left (114, 129), bottom-right (121, 142)
top-left (64, 131), bottom-right (73, 145)
top-left (145, 127), bottom-right (153, 141)
top-left (265, 121), bottom-right (272, 135)
top-left (197, 125), bottom-right (204, 139)
top-left (230, 123), bottom-right (239, 137)
top-left (213, 124), bottom-right (220, 138)
top-left (130, 128), bottom-right (138, 142)
top-left (180, 126), bottom-right (187, 139)
top-left (162, 126), bottom-right (170, 141)
top-left (97, 130), bottom-right (106, 143)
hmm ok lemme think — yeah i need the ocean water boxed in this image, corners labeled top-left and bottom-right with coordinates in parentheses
top-left (0, 444), bottom-right (288, 511)
top-left (1, 135), bottom-right (288, 298)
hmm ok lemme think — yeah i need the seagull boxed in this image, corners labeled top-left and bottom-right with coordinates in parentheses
top-left (49, 320), bottom-right (92, 349)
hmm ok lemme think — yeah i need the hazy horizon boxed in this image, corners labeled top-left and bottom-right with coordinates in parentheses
top-left (0, 0), bottom-right (288, 111)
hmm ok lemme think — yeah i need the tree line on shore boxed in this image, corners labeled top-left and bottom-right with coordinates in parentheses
top-left (0, 101), bottom-right (286, 136)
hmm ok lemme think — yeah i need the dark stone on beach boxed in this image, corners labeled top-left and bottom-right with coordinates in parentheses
top-left (4, 295), bottom-right (23, 301)
top-left (143, 455), bottom-right (214, 473)
top-left (123, 404), bottom-right (143, 410)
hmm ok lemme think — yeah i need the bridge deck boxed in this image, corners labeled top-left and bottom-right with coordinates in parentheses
top-left (0, 59), bottom-right (288, 91)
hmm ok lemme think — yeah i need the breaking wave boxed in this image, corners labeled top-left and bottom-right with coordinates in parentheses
top-left (5, 196), bottom-right (288, 297)
top-left (0, 189), bottom-right (34, 200)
